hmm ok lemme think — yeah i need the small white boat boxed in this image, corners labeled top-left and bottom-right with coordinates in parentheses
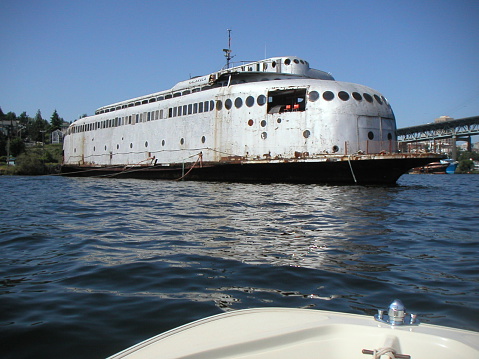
top-left (107, 300), bottom-right (478, 359)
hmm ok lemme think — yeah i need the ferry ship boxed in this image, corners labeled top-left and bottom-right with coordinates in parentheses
top-left (62, 50), bottom-right (442, 184)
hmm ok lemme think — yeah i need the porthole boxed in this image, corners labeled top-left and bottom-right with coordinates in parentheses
top-left (116, 144), bottom-right (119, 149)
top-left (323, 91), bottom-right (334, 101)
top-left (381, 96), bottom-right (388, 105)
top-left (303, 130), bottom-right (311, 138)
top-left (74, 148), bottom-right (76, 153)
top-left (309, 91), bottom-right (320, 102)
top-left (272, 61), bottom-right (276, 68)
top-left (284, 58), bottom-right (291, 65)
top-left (277, 118), bottom-right (282, 124)
top-left (216, 100), bottom-right (222, 111)
top-left (363, 93), bottom-right (373, 103)
top-left (225, 99), bottom-right (232, 110)
top-left (387, 133), bottom-right (393, 140)
top-left (246, 96), bottom-right (255, 107)
top-left (261, 120), bottom-right (267, 127)
top-left (248, 119), bottom-right (254, 126)
top-left (130, 143), bottom-right (133, 148)
top-left (294, 59), bottom-right (299, 64)
top-left (235, 97), bottom-right (243, 108)
top-left (368, 131), bottom-right (374, 140)
top-left (93, 146), bottom-right (95, 151)
top-left (162, 140), bottom-right (165, 146)
top-left (332, 145), bottom-right (339, 153)
top-left (145, 141), bottom-right (148, 147)
top-left (338, 91), bottom-right (350, 101)
top-left (374, 94), bottom-right (383, 104)
top-left (201, 136), bottom-right (206, 144)
top-left (352, 92), bottom-right (362, 101)
top-left (104, 145), bottom-right (107, 151)
top-left (180, 138), bottom-right (184, 145)
top-left (261, 132), bottom-right (267, 139)
top-left (257, 95), bottom-right (266, 106)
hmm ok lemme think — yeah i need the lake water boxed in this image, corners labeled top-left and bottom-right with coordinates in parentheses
top-left (1, 174), bottom-right (478, 358)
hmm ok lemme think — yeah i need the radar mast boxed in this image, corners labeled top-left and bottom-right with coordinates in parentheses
top-left (223, 29), bottom-right (234, 69)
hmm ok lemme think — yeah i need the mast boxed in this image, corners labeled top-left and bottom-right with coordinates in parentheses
top-left (223, 29), bottom-right (234, 69)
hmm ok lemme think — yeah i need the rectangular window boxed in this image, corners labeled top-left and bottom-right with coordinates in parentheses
top-left (173, 107), bottom-right (177, 117)
top-left (267, 88), bottom-right (307, 114)
top-left (183, 105), bottom-right (187, 115)
top-left (136, 114), bottom-right (139, 123)
top-left (199, 102), bottom-right (203, 113)
top-left (155, 110), bottom-right (159, 120)
top-left (188, 104), bottom-right (192, 115)
top-left (147, 112), bottom-right (151, 121)
top-left (178, 106), bottom-right (182, 116)
top-left (193, 103), bottom-right (198, 114)
top-left (204, 101), bottom-right (209, 112)
top-left (128, 116), bottom-right (132, 124)
top-left (160, 109), bottom-right (164, 119)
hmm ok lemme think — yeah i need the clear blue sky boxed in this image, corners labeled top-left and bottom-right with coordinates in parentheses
top-left (1, 0), bottom-right (478, 129)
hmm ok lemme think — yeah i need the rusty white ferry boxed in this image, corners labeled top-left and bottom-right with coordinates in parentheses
top-left (62, 50), bottom-right (442, 184)
top-left (107, 300), bottom-right (478, 358)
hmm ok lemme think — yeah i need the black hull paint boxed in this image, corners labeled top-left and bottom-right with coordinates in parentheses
top-left (61, 155), bottom-right (443, 185)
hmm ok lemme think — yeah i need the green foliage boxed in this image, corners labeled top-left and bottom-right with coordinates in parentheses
top-left (457, 150), bottom-right (479, 173)
top-left (9, 137), bottom-right (25, 157)
top-left (50, 110), bottom-right (63, 131)
top-left (14, 149), bottom-right (47, 175)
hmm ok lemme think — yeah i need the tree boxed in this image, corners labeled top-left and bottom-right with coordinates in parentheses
top-left (9, 137), bottom-right (25, 157)
top-left (30, 110), bottom-right (49, 142)
top-left (50, 109), bottom-right (63, 131)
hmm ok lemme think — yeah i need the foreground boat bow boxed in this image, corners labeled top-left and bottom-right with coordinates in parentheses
top-left (107, 300), bottom-right (478, 359)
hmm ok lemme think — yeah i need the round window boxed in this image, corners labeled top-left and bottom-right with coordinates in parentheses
top-left (180, 138), bottom-right (184, 145)
top-left (338, 91), bottom-right (350, 101)
top-left (261, 132), bottom-right (267, 139)
top-left (277, 118), bottom-right (282, 123)
top-left (216, 100), bottom-right (222, 111)
top-left (332, 145), bottom-right (339, 153)
top-left (261, 120), bottom-right (267, 127)
top-left (368, 131), bottom-right (374, 140)
top-left (387, 133), bottom-right (393, 140)
top-left (363, 93), bottom-right (373, 103)
top-left (308, 91), bottom-right (320, 102)
top-left (225, 99), bottom-right (232, 110)
top-left (257, 95), bottom-right (266, 106)
top-left (145, 141), bottom-right (148, 147)
top-left (248, 119), bottom-right (254, 126)
top-left (374, 94), bottom-right (383, 104)
top-left (323, 91), bottom-right (334, 101)
top-left (352, 92), bottom-right (362, 101)
top-left (130, 143), bottom-right (133, 148)
top-left (235, 97), bottom-right (243, 108)
top-left (162, 140), bottom-right (165, 146)
top-left (284, 58), bottom-right (291, 65)
top-left (246, 96), bottom-right (255, 107)
top-left (303, 130), bottom-right (311, 138)
top-left (201, 136), bottom-right (206, 143)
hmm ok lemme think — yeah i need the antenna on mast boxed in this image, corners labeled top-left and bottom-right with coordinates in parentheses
top-left (223, 29), bottom-right (234, 68)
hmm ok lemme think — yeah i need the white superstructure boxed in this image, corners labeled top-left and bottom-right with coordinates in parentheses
top-left (63, 56), bottom-right (397, 169)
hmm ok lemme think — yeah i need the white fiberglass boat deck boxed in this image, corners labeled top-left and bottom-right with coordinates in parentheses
top-left (107, 300), bottom-right (478, 359)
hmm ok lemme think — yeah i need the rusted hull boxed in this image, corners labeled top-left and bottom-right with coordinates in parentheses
top-left (61, 154), bottom-right (443, 185)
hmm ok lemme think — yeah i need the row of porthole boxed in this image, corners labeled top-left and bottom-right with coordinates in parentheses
top-left (88, 136), bottom-right (208, 152)
top-left (308, 90), bottom-right (387, 105)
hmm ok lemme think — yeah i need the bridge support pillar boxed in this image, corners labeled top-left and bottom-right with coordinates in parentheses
top-left (451, 135), bottom-right (457, 160)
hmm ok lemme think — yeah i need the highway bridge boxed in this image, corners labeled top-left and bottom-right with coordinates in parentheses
top-left (397, 115), bottom-right (479, 159)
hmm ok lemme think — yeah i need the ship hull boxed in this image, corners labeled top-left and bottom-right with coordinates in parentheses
top-left (61, 154), bottom-right (442, 185)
